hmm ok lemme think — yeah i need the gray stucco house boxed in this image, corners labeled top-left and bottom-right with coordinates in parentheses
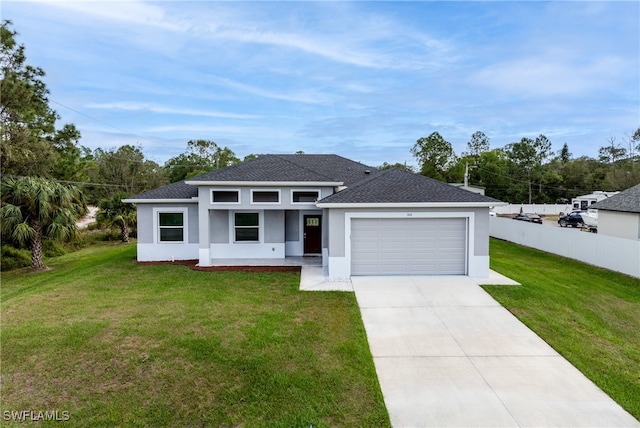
top-left (124, 154), bottom-right (503, 278)
top-left (590, 183), bottom-right (640, 240)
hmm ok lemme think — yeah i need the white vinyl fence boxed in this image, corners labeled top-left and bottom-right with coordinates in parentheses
top-left (492, 204), bottom-right (573, 215)
top-left (490, 217), bottom-right (640, 279)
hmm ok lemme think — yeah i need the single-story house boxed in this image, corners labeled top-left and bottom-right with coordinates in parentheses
top-left (590, 183), bottom-right (640, 240)
top-left (124, 154), bottom-right (503, 278)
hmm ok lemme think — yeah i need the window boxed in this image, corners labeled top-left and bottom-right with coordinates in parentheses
top-left (306, 216), bottom-right (320, 227)
top-left (252, 190), bottom-right (279, 203)
top-left (212, 190), bottom-right (239, 203)
top-left (159, 212), bottom-right (184, 242)
top-left (292, 190), bottom-right (319, 203)
top-left (235, 212), bottom-right (259, 242)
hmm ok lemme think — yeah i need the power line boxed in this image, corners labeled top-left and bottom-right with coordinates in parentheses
top-left (470, 164), bottom-right (595, 195)
top-left (49, 98), bottom-right (178, 150)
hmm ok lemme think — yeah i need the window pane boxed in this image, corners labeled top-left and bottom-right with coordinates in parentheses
top-left (306, 217), bottom-right (320, 227)
top-left (159, 212), bottom-right (183, 226)
top-left (235, 228), bottom-right (259, 241)
top-left (293, 191), bottom-right (319, 203)
top-left (212, 191), bottom-right (239, 203)
top-left (252, 191), bottom-right (279, 203)
top-left (235, 213), bottom-right (259, 227)
top-left (160, 228), bottom-right (184, 242)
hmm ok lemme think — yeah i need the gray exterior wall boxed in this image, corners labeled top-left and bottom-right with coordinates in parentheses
top-left (136, 203), bottom-right (199, 244)
top-left (264, 210), bottom-right (285, 243)
top-left (210, 210), bottom-right (229, 243)
top-left (137, 205), bottom-right (154, 244)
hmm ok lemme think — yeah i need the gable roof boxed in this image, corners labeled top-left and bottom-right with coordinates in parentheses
top-left (317, 168), bottom-right (502, 206)
top-left (185, 154), bottom-right (378, 186)
top-left (590, 183), bottom-right (640, 213)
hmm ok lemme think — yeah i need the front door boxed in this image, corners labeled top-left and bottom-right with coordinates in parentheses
top-left (303, 215), bottom-right (322, 254)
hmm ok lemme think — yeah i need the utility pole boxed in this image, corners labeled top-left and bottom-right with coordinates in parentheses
top-left (525, 166), bottom-right (532, 204)
top-left (464, 162), bottom-right (477, 189)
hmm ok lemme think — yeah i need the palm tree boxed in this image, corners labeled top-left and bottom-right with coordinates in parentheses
top-left (0, 177), bottom-right (86, 270)
top-left (96, 192), bottom-right (136, 243)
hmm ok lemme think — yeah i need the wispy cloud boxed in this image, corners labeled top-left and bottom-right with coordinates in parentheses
top-left (86, 102), bottom-right (262, 120)
top-left (470, 54), bottom-right (629, 97)
top-left (34, 0), bottom-right (185, 32)
top-left (203, 75), bottom-right (334, 105)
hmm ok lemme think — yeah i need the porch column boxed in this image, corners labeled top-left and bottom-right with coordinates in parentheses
top-left (197, 188), bottom-right (211, 266)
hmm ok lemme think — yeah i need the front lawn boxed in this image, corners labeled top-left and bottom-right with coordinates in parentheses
top-left (0, 243), bottom-right (390, 427)
top-left (484, 238), bottom-right (640, 421)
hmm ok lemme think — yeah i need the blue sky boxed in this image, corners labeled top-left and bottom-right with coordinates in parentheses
top-left (4, 1), bottom-right (639, 168)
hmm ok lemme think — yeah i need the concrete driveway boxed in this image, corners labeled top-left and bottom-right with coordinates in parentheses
top-left (352, 275), bottom-right (639, 428)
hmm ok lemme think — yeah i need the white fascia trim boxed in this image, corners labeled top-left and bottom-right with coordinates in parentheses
top-left (123, 198), bottom-right (196, 204)
top-left (316, 201), bottom-right (507, 209)
top-left (185, 180), bottom-right (343, 187)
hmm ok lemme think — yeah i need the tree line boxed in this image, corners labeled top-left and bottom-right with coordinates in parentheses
top-left (408, 129), bottom-right (640, 203)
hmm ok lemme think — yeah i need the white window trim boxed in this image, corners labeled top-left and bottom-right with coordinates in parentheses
top-left (211, 188), bottom-right (241, 205)
top-left (290, 188), bottom-right (321, 204)
top-left (153, 207), bottom-right (188, 244)
top-left (232, 211), bottom-right (262, 243)
top-left (250, 189), bottom-right (281, 205)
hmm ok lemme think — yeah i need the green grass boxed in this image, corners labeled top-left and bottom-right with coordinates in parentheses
top-left (1, 243), bottom-right (390, 427)
top-left (484, 238), bottom-right (640, 420)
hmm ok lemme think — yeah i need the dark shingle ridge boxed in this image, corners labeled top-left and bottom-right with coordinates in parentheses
top-left (272, 154), bottom-right (343, 183)
top-left (590, 183), bottom-right (640, 213)
top-left (274, 154), bottom-right (379, 186)
top-left (318, 168), bottom-right (502, 204)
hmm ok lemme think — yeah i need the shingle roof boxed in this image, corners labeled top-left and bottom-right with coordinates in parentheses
top-left (127, 179), bottom-right (197, 200)
top-left (590, 183), bottom-right (640, 213)
top-left (317, 168), bottom-right (502, 204)
top-left (128, 154), bottom-right (378, 200)
top-left (273, 154), bottom-right (379, 186)
top-left (186, 154), bottom-right (378, 185)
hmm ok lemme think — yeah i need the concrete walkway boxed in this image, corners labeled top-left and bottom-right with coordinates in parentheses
top-left (351, 275), bottom-right (639, 428)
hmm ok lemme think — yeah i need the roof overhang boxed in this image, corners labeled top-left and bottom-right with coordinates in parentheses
top-left (315, 201), bottom-right (507, 209)
top-left (122, 198), bottom-right (197, 204)
top-left (184, 180), bottom-right (343, 187)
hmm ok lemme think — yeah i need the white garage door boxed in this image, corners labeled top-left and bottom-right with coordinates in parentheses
top-left (351, 218), bottom-right (467, 275)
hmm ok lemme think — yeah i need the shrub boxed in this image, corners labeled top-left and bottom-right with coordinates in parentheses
top-left (43, 239), bottom-right (67, 257)
top-left (1, 245), bottom-right (31, 271)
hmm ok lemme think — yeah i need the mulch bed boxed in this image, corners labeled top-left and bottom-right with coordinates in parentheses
top-left (137, 259), bottom-right (300, 273)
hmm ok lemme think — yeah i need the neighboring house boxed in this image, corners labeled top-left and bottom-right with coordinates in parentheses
top-left (590, 183), bottom-right (640, 240)
top-left (124, 154), bottom-right (503, 278)
top-left (449, 183), bottom-right (486, 195)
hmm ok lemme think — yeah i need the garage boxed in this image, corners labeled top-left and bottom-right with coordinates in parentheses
top-left (350, 218), bottom-right (467, 275)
